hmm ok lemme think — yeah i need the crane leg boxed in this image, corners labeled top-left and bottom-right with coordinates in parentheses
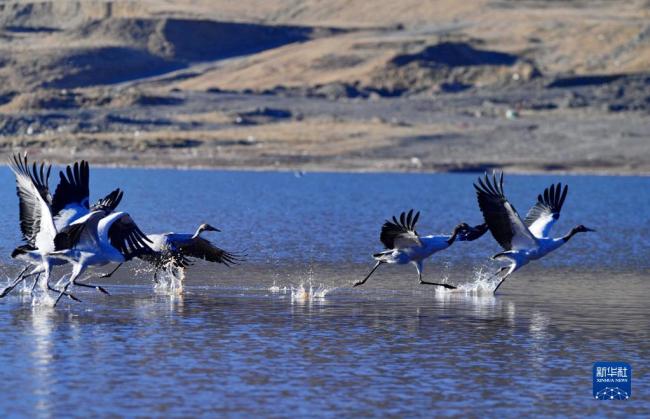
top-left (353, 261), bottom-right (382, 287)
top-left (31, 273), bottom-right (40, 292)
top-left (483, 266), bottom-right (509, 292)
top-left (493, 264), bottom-right (516, 295)
top-left (418, 272), bottom-right (457, 289)
top-left (54, 264), bottom-right (86, 307)
top-left (493, 275), bottom-right (509, 295)
top-left (72, 278), bottom-right (111, 296)
top-left (0, 265), bottom-right (31, 298)
top-left (54, 283), bottom-right (72, 308)
top-left (419, 279), bottom-right (457, 289)
top-left (46, 276), bottom-right (81, 302)
top-left (100, 263), bottom-right (123, 279)
top-left (415, 260), bottom-right (457, 289)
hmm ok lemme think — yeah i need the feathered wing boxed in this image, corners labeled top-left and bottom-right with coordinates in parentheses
top-left (53, 183), bottom-right (125, 252)
top-left (53, 211), bottom-right (103, 251)
top-left (139, 233), bottom-right (192, 268)
top-left (178, 238), bottom-right (244, 267)
top-left (524, 183), bottom-right (568, 238)
top-left (474, 173), bottom-right (538, 251)
top-left (379, 209), bottom-right (422, 249)
top-left (54, 222), bottom-right (87, 251)
top-left (107, 214), bottom-right (154, 261)
top-left (51, 160), bottom-right (91, 230)
top-left (9, 154), bottom-right (57, 252)
top-left (91, 188), bottom-right (123, 213)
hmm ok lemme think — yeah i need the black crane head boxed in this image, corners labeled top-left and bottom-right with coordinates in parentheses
top-left (573, 225), bottom-right (596, 233)
top-left (447, 222), bottom-right (473, 245)
top-left (456, 222), bottom-right (489, 242)
top-left (564, 224), bottom-right (596, 242)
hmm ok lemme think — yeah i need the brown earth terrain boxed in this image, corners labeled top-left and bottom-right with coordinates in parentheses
top-left (0, 0), bottom-right (649, 173)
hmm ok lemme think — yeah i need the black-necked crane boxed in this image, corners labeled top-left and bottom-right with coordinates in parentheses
top-left (99, 223), bottom-right (244, 282)
top-left (50, 209), bottom-right (155, 306)
top-left (2, 154), bottom-right (122, 300)
top-left (474, 172), bottom-right (595, 294)
top-left (354, 209), bottom-right (488, 288)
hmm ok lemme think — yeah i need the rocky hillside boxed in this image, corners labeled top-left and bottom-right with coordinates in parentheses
top-left (0, 1), bottom-right (647, 98)
top-left (0, 0), bottom-right (648, 173)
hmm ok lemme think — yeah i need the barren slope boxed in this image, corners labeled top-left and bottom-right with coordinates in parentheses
top-left (0, 0), bottom-right (648, 174)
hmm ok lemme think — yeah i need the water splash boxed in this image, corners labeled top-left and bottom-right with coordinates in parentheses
top-left (0, 274), bottom-right (39, 304)
top-left (0, 273), bottom-right (30, 297)
top-left (0, 272), bottom-right (74, 308)
top-left (269, 281), bottom-right (288, 294)
top-left (435, 266), bottom-right (498, 296)
top-left (268, 267), bottom-right (336, 303)
top-left (153, 264), bottom-right (184, 295)
top-left (290, 281), bottom-right (331, 303)
top-left (269, 280), bottom-right (331, 301)
top-left (300, 267), bottom-right (333, 301)
top-left (18, 277), bottom-right (35, 295)
top-left (31, 276), bottom-right (55, 307)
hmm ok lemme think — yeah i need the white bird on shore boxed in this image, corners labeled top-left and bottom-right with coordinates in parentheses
top-left (354, 209), bottom-right (488, 288)
top-left (2, 155), bottom-right (122, 299)
top-left (474, 172), bottom-right (595, 294)
top-left (99, 223), bottom-right (244, 282)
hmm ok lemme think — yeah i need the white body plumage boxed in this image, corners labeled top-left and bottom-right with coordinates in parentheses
top-left (475, 173), bottom-right (594, 294)
top-left (373, 235), bottom-right (453, 265)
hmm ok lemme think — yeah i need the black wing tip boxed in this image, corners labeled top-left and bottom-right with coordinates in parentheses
top-left (9, 152), bottom-right (27, 171)
top-left (11, 244), bottom-right (35, 258)
top-left (220, 250), bottom-right (246, 267)
top-left (51, 159), bottom-right (91, 214)
top-left (178, 240), bottom-right (246, 267)
top-left (10, 248), bottom-right (23, 258)
top-left (10, 154), bottom-right (53, 212)
top-left (386, 208), bottom-right (421, 227)
top-left (538, 182), bottom-right (570, 212)
top-left (475, 171), bottom-right (506, 198)
top-left (91, 188), bottom-right (124, 213)
top-left (9, 153), bottom-right (51, 184)
top-left (108, 214), bottom-right (154, 261)
top-left (379, 208), bottom-right (421, 248)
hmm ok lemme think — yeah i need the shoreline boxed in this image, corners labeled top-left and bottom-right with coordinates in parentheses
top-left (3, 87), bottom-right (648, 179)
top-left (1, 158), bottom-right (648, 177)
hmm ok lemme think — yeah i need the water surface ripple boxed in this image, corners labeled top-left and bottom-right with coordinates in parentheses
top-left (0, 169), bottom-right (647, 416)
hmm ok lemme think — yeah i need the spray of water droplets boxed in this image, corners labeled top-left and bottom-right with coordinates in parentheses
top-left (268, 267), bottom-right (336, 303)
top-left (30, 276), bottom-right (56, 307)
top-left (434, 265), bottom-right (499, 296)
top-left (153, 264), bottom-right (185, 295)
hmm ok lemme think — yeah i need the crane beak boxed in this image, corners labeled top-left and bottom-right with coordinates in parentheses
top-left (585, 227), bottom-right (596, 232)
top-left (206, 224), bottom-right (221, 232)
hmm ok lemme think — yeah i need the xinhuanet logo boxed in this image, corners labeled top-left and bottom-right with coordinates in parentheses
top-left (593, 362), bottom-right (631, 400)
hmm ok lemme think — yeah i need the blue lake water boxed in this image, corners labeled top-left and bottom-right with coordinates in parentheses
top-left (0, 167), bottom-right (648, 417)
